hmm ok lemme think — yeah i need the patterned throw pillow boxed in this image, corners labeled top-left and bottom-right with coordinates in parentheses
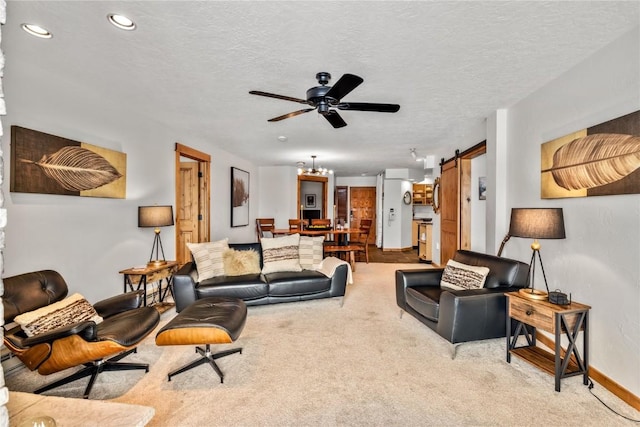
top-left (14, 293), bottom-right (103, 338)
top-left (299, 235), bottom-right (325, 270)
top-left (261, 233), bottom-right (302, 274)
top-left (187, 238), bottom-right (229, 281)
top-left (440, 259), bottom-right (490, 290)
top-left (223, 248), bottom-right (261, 276)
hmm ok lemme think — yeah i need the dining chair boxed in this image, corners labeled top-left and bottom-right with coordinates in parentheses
top-left (256, 218), bottom-right (275, 240)
top-left (354, 219), bottom-right (373, 263)
top-left (311, 218), bottom-right (332, 227)
top-left (288, 219), bottom-right (308, 230)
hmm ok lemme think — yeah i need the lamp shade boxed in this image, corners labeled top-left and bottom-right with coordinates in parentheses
top-left (508, 208), bottom-right (565, 239)
top-left (138, 205), bottom-right (174, 228)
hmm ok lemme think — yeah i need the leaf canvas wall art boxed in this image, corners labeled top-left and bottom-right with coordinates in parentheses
top-left (10, 126), bottom-right (126, 198)
top-left (541, 110), bottom-right (640, 199)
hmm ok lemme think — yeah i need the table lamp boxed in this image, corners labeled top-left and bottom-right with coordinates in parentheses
top-left (505, 208), bottom-right (566, 300)
top-left (138, 205), bottom-right (174, 266)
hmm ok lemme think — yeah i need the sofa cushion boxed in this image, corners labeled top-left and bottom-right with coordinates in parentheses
top-left (196, 274), bottom-right (268, 301)
top-left (298, 235), bottom-right (325, 270)
top-left (260, 234), bottom-right (302, 274)
top-left (264, 270), bottom-right (331, 297)
top-left (440, 259), bottom-right (490, 290)
top-left (187, 238), bottom-right (229, 281)
top-left (14, 293), bottom-right (103, 337)
top-left (405, 287), bottom-right (443, 322)
top-left (223, 248), bottom-right (261, 276)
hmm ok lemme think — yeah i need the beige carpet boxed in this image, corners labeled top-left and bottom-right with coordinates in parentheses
top-left (6, 263), bottom-right (638, 426)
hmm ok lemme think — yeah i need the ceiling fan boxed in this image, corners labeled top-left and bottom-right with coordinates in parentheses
top-left (249, 72), bottom-right (400, 128)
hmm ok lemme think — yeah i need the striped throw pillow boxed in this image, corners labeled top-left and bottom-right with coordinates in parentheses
top-left (187, 238), bottom-right (229, 281)
top-left (261, 233), bottom-right (302, 274)
top-left (299, 235), bottom-right (325, 270)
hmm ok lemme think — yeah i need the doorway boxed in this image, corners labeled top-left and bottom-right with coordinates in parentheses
top-left (297, 175), bottom-right (328, 220)
top-left (349, 186), bottom-right (377, 245)
top-left (175, 143), bottom-right (211, 266)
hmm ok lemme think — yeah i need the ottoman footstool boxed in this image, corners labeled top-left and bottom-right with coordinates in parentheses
top-left (155, 297), bottom-right (247, 383)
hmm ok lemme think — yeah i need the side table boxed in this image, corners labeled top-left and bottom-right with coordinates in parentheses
top-left (119, 261), bottom-right (178, 307)
top-left (506, 291), bottom-right (590, 392)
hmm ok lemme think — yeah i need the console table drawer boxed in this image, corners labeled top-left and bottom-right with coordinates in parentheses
top-left (509, 298), bottom-right (554, 331)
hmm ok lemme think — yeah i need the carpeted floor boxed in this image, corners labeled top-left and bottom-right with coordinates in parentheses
top-left (5, 262), bottom-right (638, 426)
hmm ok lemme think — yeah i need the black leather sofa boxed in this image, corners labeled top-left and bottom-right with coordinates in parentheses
top-left (396, 250), bottom-right (528, 353)
top-left (173, 242), bottom-right (349, 312)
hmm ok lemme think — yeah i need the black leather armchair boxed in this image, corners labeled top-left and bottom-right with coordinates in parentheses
top-left (2, 270), bottom-right (160, 398)
top-left (396, 250), bottom-right (528, 356)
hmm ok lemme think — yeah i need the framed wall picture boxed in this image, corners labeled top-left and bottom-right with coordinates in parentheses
top-left (10, 126), bottom-right (126, 198)
top-left (231, 167), bottom-right (249, 227)
top-left (478, 176), bottom-right (486, 200)
top-left (305, 194), bottom-right (316, 208)
top-left (541, 110), bottom-right (640, 199)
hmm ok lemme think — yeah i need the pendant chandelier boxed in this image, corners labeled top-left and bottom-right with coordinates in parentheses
top-left (298, 155), bottom-right (333, 176)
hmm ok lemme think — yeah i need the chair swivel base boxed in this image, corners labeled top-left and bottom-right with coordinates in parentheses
top-left (167, 344), bottom-right (242, 383)
top-left (34, 348), bottom-right (149, 399)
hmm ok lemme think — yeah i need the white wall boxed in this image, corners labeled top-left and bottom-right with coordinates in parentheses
top-left (2, 59), bottom-right (257, 303)
top-left (258, 167), bottom-right (335, 228)
top-left (501, 27), bottom-right (640, 396)
top-left (470, 155), bottom-right (487, 252)
top-left (257, 166), bottom-right (298, 229)
top-left (381, 179), bottom-right (412, 249)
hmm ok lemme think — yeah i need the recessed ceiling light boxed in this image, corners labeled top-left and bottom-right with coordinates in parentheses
top-left (277, 135), bottom-right (288, 142)
top-left (107, 14), bottom-right (136, 31)
top-left (21, 23), bottom-right (52, 39)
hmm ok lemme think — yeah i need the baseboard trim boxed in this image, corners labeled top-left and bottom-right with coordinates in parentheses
top-left (535, 334), bottom-right (640, 411)
top-left (382, 247), bottom-right (413, 252)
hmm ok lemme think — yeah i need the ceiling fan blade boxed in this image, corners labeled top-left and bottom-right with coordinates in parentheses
top-left (249, 90), bottom-right (308, 104)
top-left (336, 102), bottom-right (400, 113)
top-left (325, 74), bottom-right (364, 101)
top-left (268, 108), bottom-right (315, 122)
top-left (323, 110), bottom-right (347, 128)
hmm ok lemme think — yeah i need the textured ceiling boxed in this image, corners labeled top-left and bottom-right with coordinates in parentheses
top-left (4, 1), bottom-right (639, 177)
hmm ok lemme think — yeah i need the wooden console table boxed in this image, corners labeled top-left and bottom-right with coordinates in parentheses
top-left (506, 291), bottom-right (590, 392)
top-left (119, 261), bottom-right (178, 306)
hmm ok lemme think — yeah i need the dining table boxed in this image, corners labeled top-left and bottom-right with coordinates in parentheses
top-left (271, 227), bottom-right (365, 271)
top-left (271, 227), bottom-right (363, 245)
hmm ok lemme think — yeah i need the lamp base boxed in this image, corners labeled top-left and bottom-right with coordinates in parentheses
top-left (147, 260), bottom-right (167, 267)
top-left (518, 288), bottom-right (548, 300)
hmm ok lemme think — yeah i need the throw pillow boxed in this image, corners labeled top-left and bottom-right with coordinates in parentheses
top-left (440, 259), bottom-right (490, 290)
top-left (223, 248), bottom-right (261, 276)
top-left (187, 238), bottom-right (229, 282)
top-left (299, 235), bottom-right (325, 270)
top-left (261, 233), bottom-right (302, 274)
top-left (14, 293), bottom-right (103, 338)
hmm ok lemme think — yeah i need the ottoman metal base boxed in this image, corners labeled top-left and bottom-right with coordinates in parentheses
top-left (167, 344), bottom-right (242, 383)
top-left (155, 297), bottom-right (247, 383)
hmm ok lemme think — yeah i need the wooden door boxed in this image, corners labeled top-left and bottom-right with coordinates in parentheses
top-left (350, 186), bottom-right (376, 244)
top-left (438, 142), bottom-right (486, 265)
top-left (177, 162), bottom-right (199, 265)
top-left (335, 186), bottom-right (348, 224)
top-left (175, 143), bottom-right (211, 267)
top-left (439, 160), bottom-right (460, 265)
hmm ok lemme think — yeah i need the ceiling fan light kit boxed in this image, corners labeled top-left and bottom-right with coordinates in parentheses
top-left (250, 72), bottom-right (400, 128)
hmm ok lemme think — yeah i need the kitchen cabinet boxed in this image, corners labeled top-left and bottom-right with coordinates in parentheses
top-left (412, 220), bottom-right (421, 247)
top-left (412, 183), bottom-right (433, 205)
